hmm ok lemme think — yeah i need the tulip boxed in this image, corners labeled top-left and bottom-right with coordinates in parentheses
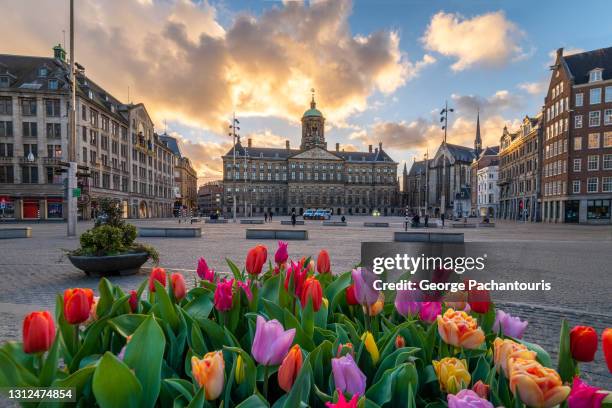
top-left (395, 289), bottom-right (422, 318)
top-left (444, 290), bottom-right (468, 311)
top-left (567, 377), bottom-right (607, 408)
top-left (603, 328), bottom-right (612, 374)
top-left (447, 389), bottom-right (494, 408)
top-left (149, 267), bottom-right (167, 292)
top-left (493, 338), bottom-right (537, 377)
top-left (317, 250), bottom-right (331, 274)
top-left (472, 380), bottom-right (490, 400)
top-left (278, 345), bottom-right (302, 392)
top-left (87, 296), bottom-right (100, 323)
top-left (569, 325), bottom-right (598, 362)
top-left (236, 279), bottom-right (253, 302)
top-left (368, 296), bottom-right (384, 316)
top-left (214, 279), bottom-right (234, 312)
top-left (433, 357), bottom-right (471, 394)
top-left (351, 268), bottom-right (379, 306)
top-left (191, 351), bottom-right (225, 401)
top-left (467, 286), bottom-right (490, 314)
top-left (331, 354), bottom-right (366, 397)
top-left (235, 355), bottom-right (245, 384)
top-left (196, 257), bottom-right (215, 282)
top-left (129, 290), bottom-right (138, 313)
top-left (337, 342), bottom-right (354, 358)
top-left (361, 331), bottom-right (380, 364)
top-left (493, 310), bottom-right (528, 339)
top-left (345, 284), bottom-right (358, 306)
top-left (301, 276), bottom-right (323, 311)
top-left (299, 256), bottom-right (315, 273)
top-left (419, 301), bottom-right (441, 324)
top-left (395, 335), bottom-right (406, 349)
top-left (251, 315), bottom-right (296, 365)
top-left (275, 241), bottom-right (289, 265)
top-left (22, 311), bottom-right (55, 354)
top-left (437, 309), bottom-right (485, 349)
top-left (171, 273), bottom-right (187, 301)
top-left (325, 390), bottom-right (359, 408)
top-left (508, 358), bottom-right (570, 408)
top-left (63, 288), bottom-right (94, 325)
top-left (246, 245), bottom-right (267, 275)
top-left (284, 261), bottom-right (307, 297)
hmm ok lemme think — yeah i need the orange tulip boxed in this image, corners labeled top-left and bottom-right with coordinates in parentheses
top-left (395, 335), bottom-right (406, 349)
top-left (472, 380), bottom-right (490, 399)
top-left (603, 328), bottom-right (612, 374)
top-left (493, 338), bottom-right (536, 377)
top-left (368, 294), bottom-right (385, 317)
top-left (246, 245), bottom-right (267, 275)
top-left (191, 351), bottom-right (225, 400)
top-left (301, 277), bottom-right (323, 312)
top-left (171, 273), bottom-right (187, 301)
top-left (278, 345), bottom-right (303, 392)
top-left (316, 250), bottom-right (331, 274)
top-left (508, 358), bottom-right (570, 408)
top-left (149, 267), bottom-right (167, 292)
top-left (22, 311), bottom-right (55, 354)
top-left (437, 308), bottom-right (485, 350)
top-left (63, 288), bottom-right (94, 324)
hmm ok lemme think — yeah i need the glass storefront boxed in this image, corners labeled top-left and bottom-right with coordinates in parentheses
top-left (47, 198), bottom-right (63, 219)
top-left (0, 196), bottom-right (15, 219)
top-left (565, 200), bottom-right (580, 223)
top-left (587, 199), bottom-right (611, 220)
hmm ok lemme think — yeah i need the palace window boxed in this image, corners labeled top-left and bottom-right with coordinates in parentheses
top-left (590, 88), bottom-right (602, 104)
top-left (587, 177), bottom-right (598, 193)
top-left (588, 155), bottom-right (599, 171)
top-left (589, 111), bottom-right (600, 127)
top-left (575, 93), bottom-right (583, 107)
top-left (572, 180), bottom-right (580, 194)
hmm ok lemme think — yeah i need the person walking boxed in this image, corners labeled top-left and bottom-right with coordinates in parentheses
top-left (291, 211), bottom-right (296, 227)
top-left (264, 212), bottom-right (268, 223)
top-left (269, 211), bottom-right (273, 222)
top-left (424, 214), bottom-right (429, 228)
top-left (441, 212), bottom-right (445, 228)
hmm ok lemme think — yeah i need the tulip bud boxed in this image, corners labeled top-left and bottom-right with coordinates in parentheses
top-left (22, 311), bottom-right (55, 354)
top-left (472, 380), bottom-right (490, 399)
top-left (345, 284), bottom-right (358, 306)
top-left (191, 351), bottom-right (225, 401)
top-left (336, 342), bottom-right (354, 358)
top-left (63, 288), bottom-right (94, 325)
top-left (278, 345), bottom-right (303, 392)
top-left (246, 245), bottom-right (267, 275)
top-left (129, 290), bottom-right (138, 313)
top-left (360, 331), bottom-right (379, 365)
top-left (284, 262), bottom-right (307, 297)
top-left (214, 279), bottom-right (234, 312)
top-left (196, 258), bottom-right (215, 282)
top-left (316, 250), bottom-right (331, 274)
top-left (301, 277), bottom-right (323, 312)
top-left (395, 335), bottom-right (406, 349)
top-left (569, 325), bottom-right (598, 362)
top-left (603, 328), bottom-right (612, 374)
top-left (419, 301), bottom-right (441, 324)
top-left (433, 357), bottom-right (471, 394)
top-left (235, 355), bottom-right (245, 384)
top-left (275, 241), bottom-right (289, 265)
top-left (170, 273), bottom-right (187, 301)
top-left (368, 296), bottom-right (384, 316)
top-left (149, 267), bottom-right (167, 292)
top-left (467, 287), bottom-right (490, 314)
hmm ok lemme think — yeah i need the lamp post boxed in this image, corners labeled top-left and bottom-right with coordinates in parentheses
top-left (67, 0), bottom-right (77, 236)
top-left (439, 101), bottom-right (454, 217)
top-left (229, 114), bottom-right (240, 223)
top-left (244, 147), bottom-right (248, 217)
top-left (424, 149), bottom-right (429, 216)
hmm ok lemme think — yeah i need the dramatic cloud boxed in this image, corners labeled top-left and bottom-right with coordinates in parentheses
top-left (452, 90), bottom-right (523, 116)
top-left (170, 132), bottom-right (230, 182)
top-left (518, 81), bottom-right (547, 96)
top-left (422, 11), bottom-right (525, 71)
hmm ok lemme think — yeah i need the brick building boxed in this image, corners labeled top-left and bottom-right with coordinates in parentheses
top-left (197, 181), bottom-right (223, 216)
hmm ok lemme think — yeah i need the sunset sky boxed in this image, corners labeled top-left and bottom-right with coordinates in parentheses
top-left (2, 0), bottom-right (611, 184)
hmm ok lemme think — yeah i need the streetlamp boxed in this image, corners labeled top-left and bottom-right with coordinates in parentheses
top-left (229, 114), bottom-right (240, 222)
top-left (244, 147), bottom-right (249, 217)
top-left (439, 101), bottom-right (454, 218)
top-left (66, 0), bottom-right (78, 237)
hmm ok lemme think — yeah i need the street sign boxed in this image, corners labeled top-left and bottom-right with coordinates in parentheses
top-left (72, 188), bottom-right (81, 198)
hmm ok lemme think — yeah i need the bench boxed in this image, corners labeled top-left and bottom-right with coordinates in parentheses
top-left (138, 227), bottom-right (201, 238)
top-left (205, 218), bottom-right (228, 224)
top-left (190, 218), bottom-right (201, 223)
top-left (0, 227), bottom-right (32, 239)
top-left (364, 222), bottom-right (389, 227)
top-left (394, 231), bottom-right (464, 243)
top-left (281, 220), bottom-right (305, 225)
top-left (451, 223), bottom-right (476, 228)
top-left (478, 222), bottom-right (496, 227)
top-left (240, 219), bottom-right (265, 224)
top-left (322, 221), bottom-right (347, 226)
top-left (246, 229), bottom-right (308, 240)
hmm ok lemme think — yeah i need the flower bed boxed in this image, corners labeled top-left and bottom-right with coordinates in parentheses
top-left (3, 242), bottom-right (612, 407)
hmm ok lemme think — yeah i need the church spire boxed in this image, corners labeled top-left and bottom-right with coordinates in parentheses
top-left (474, 110), bottom-right (482, 157)
top-left (310, 88), bottom-right (316, 109)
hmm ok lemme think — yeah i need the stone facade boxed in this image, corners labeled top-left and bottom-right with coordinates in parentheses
top-left (471, 146), bottom-right (500, 218)
top-left (160, 134), bottom-right (197, 213)
top-left (197, 181), bottom-right (223, 216)
top-left (221, 95), bottom-right (399, 217)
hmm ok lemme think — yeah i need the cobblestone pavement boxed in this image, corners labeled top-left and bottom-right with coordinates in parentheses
top-left (0, 217), bottom-right (610, 388)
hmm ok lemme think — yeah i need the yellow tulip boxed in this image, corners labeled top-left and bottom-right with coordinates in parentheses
top-left (508, 358), bottom-right (570, 408)
top-left (493, 338), bottom-right (536, 377)
top-left (432, 357), bottom-right (471, 394)
top-left (235, 355), bottom-right (245, 384)
top-left (191, 351), bottom-right (225, 400)
top-left (360, 331), bottom-right (380, 364)
top-left (322, 297), bottom-right (329, 309)
top-left (437, 309), bottom-right (485, 349)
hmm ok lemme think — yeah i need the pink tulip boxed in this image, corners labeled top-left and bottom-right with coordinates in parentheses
top-left (331, 354), bottom-right (366, 397)
top-left (275, 241), bottom-right (289, 265)
top-left (493, 310), bottom-right (528, 339)
top-left (251, 315), bottom-right (296, 366)
top-left (447, 390), bottom-right (494, 408)
top-left (395, 289), bottom-right (422, 317)
top-left (419, 301), bottom-right (441, 323)
top-left (197, 257), bottom-right (215, 282)
top-left (351, 268), bottom-right (379, 306)
top-left (567, 377), bottom-right (606, 408)
top-left (236, 280), bottom-right (253, 302)
top-left (214, 279), bottom-right (234, 312)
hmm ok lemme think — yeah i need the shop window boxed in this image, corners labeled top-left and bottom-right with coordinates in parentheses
top-left (587, 199), bottom-right (610, 220)
top-left (47, 198), bottom-right (63, 219)
top-left (0, 196), bottom-right (15, 219)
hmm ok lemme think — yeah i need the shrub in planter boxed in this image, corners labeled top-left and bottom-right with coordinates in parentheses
top-left (2, 243), bottom-right (611, 407)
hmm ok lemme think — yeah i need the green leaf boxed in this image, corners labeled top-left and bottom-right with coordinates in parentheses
top-left (69, 317), bottom-right (108, 372)
top-left (283, 359), bottom-right (312, 408)
top-left (92, 352), bottom-right (143, 408)
top-left (190, 323), bottom-right (207, 356)
top-left (0, 348), bottom-right (39, 387)
top-left (165, 378), bottom-right (195, 401)
top-left (324, 271), bottom-right (351, 313)
top-left (183, 291), bottom-right (214, 322)
top-left (108, 314), bottom-right (148, 337)
top-left (236, 394), bottom-right (270, 408)
top-left (97, 278), bottom-right (115, 318)
top-left (556, 319), bottom-right (576, 383)
top-left (39, 334), bottom-right (61, 386)
top-left (187, 386), bottom-right (205, 408)
top-left (226, 258), bottom-right (244, 281)
top-left (366, 362), bottom-right (418, 406)
top-left (123, 315), bottom-right (166, 408)
top-left (154, 281), bottom-right (180, 332)
top-left (224, 346), bottom-right (258, 401)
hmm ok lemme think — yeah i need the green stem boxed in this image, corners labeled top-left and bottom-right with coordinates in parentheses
top-left (364, 304), bottom-right (371, 332)
top-left (263, 365), bottom-right (270, 399)
top-left (74, 325), bottom-right (80, 351)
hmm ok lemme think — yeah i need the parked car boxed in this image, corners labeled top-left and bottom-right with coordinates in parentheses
top-left (314, 209), bottom-right (332, 220)
top-left (303, 209), bottom-right (316, 219)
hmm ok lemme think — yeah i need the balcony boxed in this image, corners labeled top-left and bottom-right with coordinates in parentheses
top-left (42, 157), bottom-right (62, 165)
top-left (19, 156), bottom-right (38, 163)
top-left (0, 156), bottom-right (14, 163)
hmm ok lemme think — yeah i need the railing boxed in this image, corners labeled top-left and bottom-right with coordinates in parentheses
top-left (42, 157), bottom-right (61, 165)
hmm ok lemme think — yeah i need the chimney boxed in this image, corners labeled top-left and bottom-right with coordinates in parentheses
top-left (335, 142), bottom-right (340, 152)
top-left (379, 142), bottom-right (383, 150)
top-left (368, 144), bottom-right (372, 153)
top-left (556, 47), bottom-right (564, 59)
top-left (286, 140), bottom-right (290, 150)
top-left (248, 138), bottom-right (252, 148)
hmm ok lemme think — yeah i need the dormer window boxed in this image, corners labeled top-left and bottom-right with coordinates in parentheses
top-left (0, 76), bottom-right (9, 88)
top-left (88, 90), bottom-right (93, 99)
top-left (38, 67), bottom-right (48, 77)
top-left (589, 69), bottom-right (603, 83)
top-left (48, 79), bottom-right (58, 90)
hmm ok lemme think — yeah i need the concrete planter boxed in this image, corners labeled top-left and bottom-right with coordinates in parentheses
top-left (68, 252), bottom-right (149, 277)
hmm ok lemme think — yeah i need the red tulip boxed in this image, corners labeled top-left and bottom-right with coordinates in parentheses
top-left (63, 288), bottom-right (94, 324)
top-left (395, 335), bottom-right (406, 349)
top-left (317, 250), bottom-right (331, 274)
top-left (278, 344), bottom-right (303, 392)
top-left (149, 267), bottom-right (167, 292)
top-left (467, 286), bottom-right (490, 314)
top-left (129, 290), bottom-right (138, 313)
top-left (214, 279), bottom-right (234, 312)
top-left (171, 273), bottom-right (187, 301)
top-left (301, 277), bottom-right (323, 311)
top-left (284, 261), bottom-right (307, 297)
top-left (345, 284), bottom-right (358, 306)
top-left (246, 245), bottom-right (267, 275)
top-left (22, 311), bottom-right (55, 354)
top-left (603, 328), bottom-right (612, 374)
top-left (569, 326), bottom-right (598, 362)
top-left (472, 380), bottom-right (490, 400)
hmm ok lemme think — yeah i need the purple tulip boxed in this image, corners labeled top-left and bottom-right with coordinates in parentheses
top-left (493, 310), bottom-right (528, 339)
top-left (331, 354), bottom-right (366, 397)
top-left (395, 289), bottom-right (422, 317)
top-left (351, 268), bottom-right (379, 306)
top-left (448, 390), bottom-right (494, 408)
top-left (419, 301), bottom-right (441, 323)
top-left (251, 315), bottom-right (296, 365)
top-left (197, 257), bottom-right (215, 282)
top-left (275, 241), bottom-right (289, 265)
